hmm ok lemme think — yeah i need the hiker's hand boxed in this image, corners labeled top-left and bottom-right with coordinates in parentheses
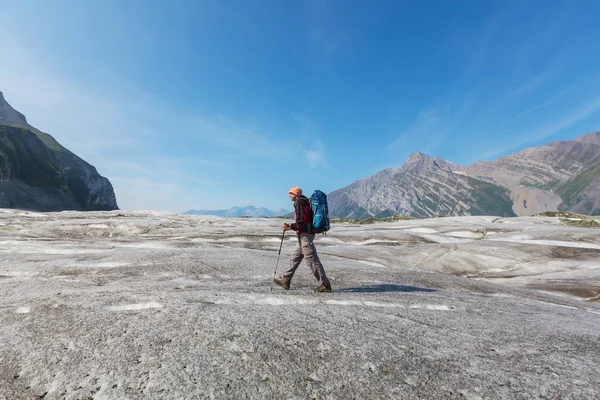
top-left (282, 223), bottom-right (291, 231)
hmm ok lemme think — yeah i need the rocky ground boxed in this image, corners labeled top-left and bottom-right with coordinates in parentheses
top-left (1, 210), bottom-right (599, 399)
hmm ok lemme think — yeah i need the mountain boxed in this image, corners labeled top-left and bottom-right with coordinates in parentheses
top-left (183, 205), bottom-right (291, 217)
top-left (0, 91), bottom-right (118, 211)
top-left (329, 132), bottom-right (600, 218)
top-left (464, 132), bottom-right (600, 215)
top-left (329, 152), bottom-right (516, 219)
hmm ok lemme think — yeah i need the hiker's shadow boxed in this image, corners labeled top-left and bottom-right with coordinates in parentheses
top-left (335, 284), bottom-right (437, 294)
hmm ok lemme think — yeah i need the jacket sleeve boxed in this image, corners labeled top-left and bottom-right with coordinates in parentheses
top-left (290, 198), bottom-right (308, 231)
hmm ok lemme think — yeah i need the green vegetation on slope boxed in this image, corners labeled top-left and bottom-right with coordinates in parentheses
top-left (535, 211), bottom-right (600, 228)
top-left (555, 157), bottom-right (600, 209)
top-left (466, 177), bottom-right (517, 217)
top-left (520, 179), bottom-right (560, 191)
top-left (28, 126), bottom-right (67, 153)
top-left (0, 125), bottom-right (65, 188)
top-left (0, 122), bottom-right (66, 153)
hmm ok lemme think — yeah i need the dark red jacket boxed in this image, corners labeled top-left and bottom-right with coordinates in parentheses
top-left (290, 195), bottom-right (313, 234)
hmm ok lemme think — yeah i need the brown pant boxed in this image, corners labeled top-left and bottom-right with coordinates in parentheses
top-left (283, 233), bottom-right (330, 286)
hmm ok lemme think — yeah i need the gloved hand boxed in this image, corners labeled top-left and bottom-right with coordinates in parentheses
top-left (282, 223), bottom-right (291, 231)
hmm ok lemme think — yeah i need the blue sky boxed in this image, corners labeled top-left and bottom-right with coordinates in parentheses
top-left (1, 0), bottom-right (600, 212)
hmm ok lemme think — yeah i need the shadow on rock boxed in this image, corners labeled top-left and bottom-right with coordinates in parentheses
top-left (335, 284), bottom-right (437, 293)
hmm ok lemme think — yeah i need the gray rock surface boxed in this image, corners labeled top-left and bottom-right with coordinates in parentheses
top-left (1, 209), bottom-right (599, 399)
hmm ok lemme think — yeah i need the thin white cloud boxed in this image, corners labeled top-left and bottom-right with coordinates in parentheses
top-left (305, 0), bottom-right (345, 62)
top-left (291, 112), bottom-right (314, 130)
top-left (455, 6), bottom-right (517, 75)
top-left (305, 139), bottom-right (328, 168)
top-left (512, 67), bottom-right (556, 96)
top-left (0, 38), bottom-right (156, 158)
top-left (514, 88), bottom-right (571, 119)
top-left (290, 113), bottom-right (329, 168)
top-left (533, 96), bottom-right (600, 136)
top-left (0, 34), bottom-right (297, 211)
top-left (480, 96), bottom-right (600, 160)
top-left (190, 115), bottom-right (291, 160)
top-left (387, 109), bottom-right (440, 151)
top-left (108, 159), bottom-right (219, 185)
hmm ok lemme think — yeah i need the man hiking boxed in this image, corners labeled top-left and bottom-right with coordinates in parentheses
top-left (273, 186), bottom-right (332, 293)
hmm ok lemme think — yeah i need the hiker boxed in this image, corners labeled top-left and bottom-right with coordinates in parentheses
top-left (273, 186), bottom-right (332, 293)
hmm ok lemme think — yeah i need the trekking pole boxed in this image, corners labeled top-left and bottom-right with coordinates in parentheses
top-left (270, 229), bottom-right (286, 292)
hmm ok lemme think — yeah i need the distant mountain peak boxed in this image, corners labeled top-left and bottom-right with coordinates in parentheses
top-left (328, 148), bottom-right (516, 219)
top-left (182, 206), bottom-right (290, 217)
top-left (0, 91), bottom-right (28, 127)
top-left (574, 131), bottom-right (600, 145)
top-left (403, 152), bottom-right (435, 173)
top-left (406, 152), bottom-right (430, 163)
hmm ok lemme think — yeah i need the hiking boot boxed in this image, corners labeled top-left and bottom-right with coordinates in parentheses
top-left (314, 283), bottom-right (332, 293)
top-left (273, 277), bottom-right (290, 290)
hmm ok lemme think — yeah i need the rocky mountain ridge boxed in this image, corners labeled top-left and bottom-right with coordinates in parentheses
top-left (465, 132), bottom-right (600, 215)
top-left (0, 91), bottom-right (119, 211)
top-left (329, 132), bottom-right (600, 218)
top-left (329, 152), bottom-right (516, 219)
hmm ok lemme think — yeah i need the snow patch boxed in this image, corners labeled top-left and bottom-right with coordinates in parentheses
top-left (116, 242), bottom-right (173, 249)
top-left (105, 302), bottom-right (163, 311)
top-left (488, 238), bottom-right (600, 249)
top-left (325, 300), bottom-right (404, 308)
top-left (405, 227), bottom-right (439, 234)
top-left (356, 260), bottom-right (388, 268)
top-left (445, 230), bottom-right (486, 239)
top-left (211, 296), bottom-right (453, 310)
top-left (348, 239), bottom-right (400, 246)
top-left (86, 224), bottom-right (110, 229)
top-left (2, 271), bottom-right (36, 277)
top-left (490, 293), bottom-right (518, 299)
top-left (43, 248), bottom-right (107, 255)
top-left (419, 234), bottom-right (467, 244)
top-left (66, 262), bottom-right (130, 268)
top-left (409, 304), bottom-right (451, 311)
top-left (253, 297), bottom-right (317, 306)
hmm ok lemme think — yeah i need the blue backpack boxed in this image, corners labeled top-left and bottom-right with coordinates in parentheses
top-left (310, 190), bottom-right (330, 234)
